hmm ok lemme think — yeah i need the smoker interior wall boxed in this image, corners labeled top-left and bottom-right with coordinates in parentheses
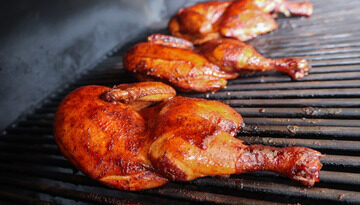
top-left (0, 0), bottom-right (206, 131)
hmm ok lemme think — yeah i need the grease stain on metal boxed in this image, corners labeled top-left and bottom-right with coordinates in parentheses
top-left (287, 125), bottom-right (299, 134)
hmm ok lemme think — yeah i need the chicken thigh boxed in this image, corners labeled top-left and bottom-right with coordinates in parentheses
top-left (54, 82), bottom-right (322, 191)
top-left (124, 34), bottom-right (237, 92)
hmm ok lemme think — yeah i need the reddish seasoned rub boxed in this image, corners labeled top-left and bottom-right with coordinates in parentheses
top-left (124, 35), bottom-right (237, 92)
top-left (124, 34), bottom-right (310, 93)
top-left (55, 82), bottom-right (322, 191)
top-left (54, 82), bottom-right (175, 190)
top-left (169, 1), bottom-right (231, 44)
top-left (219, 0), bottom-right (278, 41)
top-left (197, 38), bottom-right (310, 79)
top-left (169, 0), bottom-right (313, 43)
top-left (283, 1), bottom-right (313, 17)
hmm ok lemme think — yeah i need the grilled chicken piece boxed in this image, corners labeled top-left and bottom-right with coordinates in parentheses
top-left (197, 38), bottom-right (310, 79)
top-left (124, 34), bottom-right (309, 92)
top-left (55, 82), bottom-right (322, 191)
top-left (124, 35), bottom-right (237, 92)
top-left (169, 1), bottom-right (231, 44)
top-left (253, 0), bottom-right (313, 17)
top-left (219, 0), bottom-right (278, 42)
top-left (54, 82), bottom-right (175, 190)
top-left (169, 0), bottom-right (313, 43)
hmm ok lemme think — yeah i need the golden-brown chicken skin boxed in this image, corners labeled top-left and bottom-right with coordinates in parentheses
top-left (144, 96), bottom-right (321, 186)
top-left (253, 0), bottom-right (313, 17)
top-left (55, 82), bottom-right (322, 191)
top-left (197, 38), bottom-right (310, 79)
top-left (124, 36), bottom-right (237, 92)
top-left (219, 0), bottom-right (278, 41)
top-left (169, 1), bottom-right (231, 44)
top-left (124, 34), bottom-right (309, 92)
top-left (54, 82), bottom-right (175, 190)
top-left (169, 0), bottom-right (313, 43)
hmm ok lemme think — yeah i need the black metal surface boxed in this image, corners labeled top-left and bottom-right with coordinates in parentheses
top-left (1, 0), bottom-right (360, 204)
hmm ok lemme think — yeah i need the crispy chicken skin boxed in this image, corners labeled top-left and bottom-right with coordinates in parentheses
top-left (124, 34), bottom-right (310, 92)
top-left (54, 82), bottom-right (322, 191)
top-left (169, 1), bottom-right (231, 44)
top-left (219, 0), bottom-right (278, 42)
top-left (197, 38), bottom-right (310, 79)
top-left (253, 0), bottom-right (313, 17)
top-left (54, 82), bottom-right (175, 190)
top-left (124, 36), bottom-right (237, 92)
top-left (169, 0), bottom-right (313, 43)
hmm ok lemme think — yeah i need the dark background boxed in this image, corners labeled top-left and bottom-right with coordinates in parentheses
top-left (0, 0), bottom-right (206, 130)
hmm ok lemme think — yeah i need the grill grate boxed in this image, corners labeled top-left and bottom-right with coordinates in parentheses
top-left (1, 0), bottom-right (360, 204)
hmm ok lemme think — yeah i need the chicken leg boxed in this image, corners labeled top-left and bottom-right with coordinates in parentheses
top-left (197, 38), bottom-right (310, 79)
top-left (54, 82), bottom-right (322, 191)
top-left (124, 34), bottom-right (310, 92)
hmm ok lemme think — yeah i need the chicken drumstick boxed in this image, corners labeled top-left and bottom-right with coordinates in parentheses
top-left (54, 82), bottom-right (322, 191)
top-left (197, 38), bottom-right (310, 79)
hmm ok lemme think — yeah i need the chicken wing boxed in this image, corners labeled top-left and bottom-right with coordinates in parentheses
top-left (54, 82), bottom-right (322, 191)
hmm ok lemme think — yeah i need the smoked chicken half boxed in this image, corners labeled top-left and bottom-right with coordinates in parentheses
top-left (169, 0), bottom-right (313, 44)
top-left (54, 82), bottom-right (322, 191)
top-left (124, 34), bottom-right (310, 92)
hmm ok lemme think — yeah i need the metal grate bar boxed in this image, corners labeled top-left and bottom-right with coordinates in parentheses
top-left (240, 125), bottom-right (360, 140)
top-left (190, 177), bottom-right (360, 204)
top-left (223, 98), bottom-right (360, 108)
top-left (225, 80), bottom-right (360, 91)
top-left (192, 88), bottom-right (360, 99)
top-left (0, 142), bottom-right (60, 155)
top-left (303, 65), bottom-right (360, 74)
top-left (310, 59), bottom-right (360, 67)
top-left (267, 47), bottom-right (360, 58)
top-left (235, 107), bottom-right (359, 118)
top-left (0, 153), bottom-right (73, 169)
top-left (0, 191), bottom-right (56, 205)
top-left (239, 136), bottom-right (360, 152)
top-left (0, 177), bottom-right (150, 205)
top-left (243, 118), bottom-right (360, 127)
top-left (142, 186), bottom-right (288, 205)
top-left (259, 27), bottom-right (360, 44)
top-left (5, 127), bottom-right (53, 135)
top-left (0, 134), bottom-right (54, 144)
